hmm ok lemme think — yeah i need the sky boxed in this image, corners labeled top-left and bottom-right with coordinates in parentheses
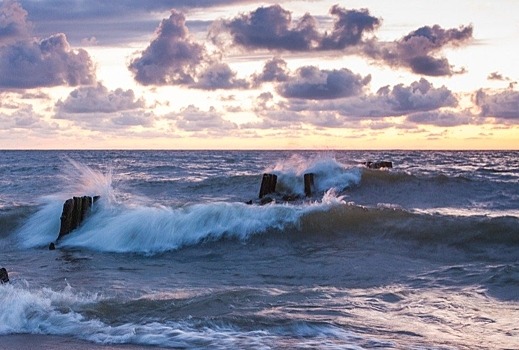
top-left (0, 0), bottom-right (518, 150)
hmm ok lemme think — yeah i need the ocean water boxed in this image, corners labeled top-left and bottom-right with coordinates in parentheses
top-left (0, 150), bottom-right (518, 349)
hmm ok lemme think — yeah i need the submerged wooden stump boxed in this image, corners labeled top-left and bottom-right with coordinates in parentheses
top-left (304, 173), bottom-right (315, 197)
top-left (0, 267), bottom-right (9, 284)
top-left (259, 173), bottom-right (277, 198)
top-left (364, 161), bottom-right (393, 169)
top-left (57, 196), bottom-right (100, 240)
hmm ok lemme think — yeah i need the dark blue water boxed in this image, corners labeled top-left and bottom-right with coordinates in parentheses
top-left (1, 150), bottom-right (518, 349)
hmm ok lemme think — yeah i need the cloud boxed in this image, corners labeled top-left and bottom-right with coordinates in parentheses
top-left (111, 112), bottom-right (154, 127)
top-left (260, 77), bottom-right (459, 129)
top-left (129, 10), bottom-right (206, 86)
top-left (193, 62), bottom-right (249, 90)
top-left (211, 4), bottom-right (379, 51)
top-left (407, 111), bottom-right (472, 127)
top-left (277, 66), bottom-right (371, 100)
top-left (364, 24), bottom-right (473, 76)
top-left (210, 5), bottom-right (319, 51)
top-left (474, 89), bottom-right (519, 121)
top-left (251, 57), bottom-right (290, 85)
top-left (129, 11), bottom-right (251, 90)
top-left (377, 78), bottom-right (457, 113)
top-left (0, 0), bottom-right (31, 45)
top-left (0, 104), bottom-right (57, 130)
top-left (173, 105), bottom-right (237, 132)
top-left (17, 0), bottom-right (260, 46)
top-left (54, 83), bottom-right (153, 130)
top-left (0, 33), bottom-right (96, 89)
top-left (319, 5), bottom-right (381, 50)
top-left (19, 0), bottom-right (258, 22)
top-left (0, 2), bottom-right (96, 90)
top-left (487, 72), bottom-right (505, 81)
top-left (212, 4), bottom-right (470, 76)
top-left (56, 83), bottom-right (145, 114)
top-left (333, 79), bottom-right (457, 119)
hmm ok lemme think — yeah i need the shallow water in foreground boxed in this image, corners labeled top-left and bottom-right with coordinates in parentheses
top-left (1, 150), bottom-right (518, 349)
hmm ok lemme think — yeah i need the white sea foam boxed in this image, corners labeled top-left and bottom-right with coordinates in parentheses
top-left (59, 158), bottom-right (116, 204)
top-left (0, 283), bottom-right (99, 335)
top-left (0, 283), bottom-right (370, 348)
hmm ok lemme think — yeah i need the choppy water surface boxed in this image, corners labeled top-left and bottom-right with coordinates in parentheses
top-left (1, 150), bottom-right (518, 349)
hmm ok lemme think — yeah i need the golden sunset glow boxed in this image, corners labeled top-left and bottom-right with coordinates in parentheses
top-left (0, 0), bottom-right (518, 149)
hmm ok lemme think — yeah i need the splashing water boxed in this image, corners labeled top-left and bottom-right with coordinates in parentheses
top-left (266, 153), bottom-right (362, 195)
top-left (58, 158), bottom-right (115, 205)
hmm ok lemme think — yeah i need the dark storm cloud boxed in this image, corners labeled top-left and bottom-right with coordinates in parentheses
top-left (277, 66), bottom-right (371, 100)
top-left (55, 83), bottom-right (145, 114)
top-left (129, 10), bottom-right (206, 86)
top-left (211, 4), bottom-right (379, 51)
top-left (0, 33), bottom-right (96, 89)
top-left (474, 89), bottom-right (519, 121)
top-left (0, 0), bottom-right (31, 45)
top-left (364, 24), bottom-right (473, 76)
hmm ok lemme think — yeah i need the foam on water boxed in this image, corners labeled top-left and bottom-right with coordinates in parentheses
top-left (0, 283), bottom-right (382, 349)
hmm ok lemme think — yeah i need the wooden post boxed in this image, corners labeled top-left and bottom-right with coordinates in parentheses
top-left (0, 267), bottom-right (8, 284)
top-left (259, 173), bottom-right (277, 198)
top-left (364, 161), bottom-right (392, 169)
top-left (58, 198), bottom-right (74, 239)
top-left (57, 196), bottom-right (99, 240)
top-left (304, 173), bottom-right (315, 197)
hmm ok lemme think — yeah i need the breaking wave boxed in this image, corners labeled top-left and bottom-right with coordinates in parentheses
top-left (6, 156), bottom-right (518, 255)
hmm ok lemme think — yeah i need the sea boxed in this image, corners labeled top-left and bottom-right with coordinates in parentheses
top-left (0, 150), bottom-right (518, 350)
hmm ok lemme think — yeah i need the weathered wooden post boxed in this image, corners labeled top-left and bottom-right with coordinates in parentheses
top-left (57, 195), bottom-right (100, 240)
top-left (304, 173), bottom-right (315, 197)
top-left (0, 267), bottom-right (9, 283)
top-left (259, 173), bottom-right (277, 198)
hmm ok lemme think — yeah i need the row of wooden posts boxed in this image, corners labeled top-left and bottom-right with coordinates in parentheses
top-left (259, 173), bottom-right (315, 198)
top-left (259, 161), bottom-right (392, 199)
